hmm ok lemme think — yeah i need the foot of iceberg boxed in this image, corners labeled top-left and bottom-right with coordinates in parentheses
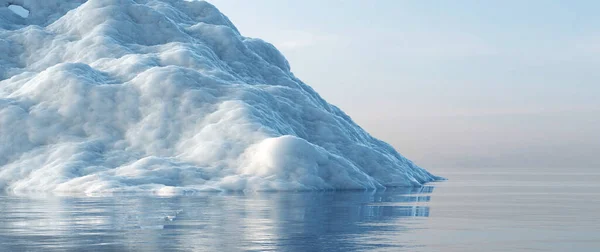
top-left (0, 0), bottom-right (440, 194)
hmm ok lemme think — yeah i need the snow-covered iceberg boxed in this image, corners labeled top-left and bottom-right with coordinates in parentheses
top-left (0, 0), bottom-right (439, 194)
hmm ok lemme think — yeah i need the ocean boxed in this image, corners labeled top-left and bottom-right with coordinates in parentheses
top-left (1, 167), bottom-right (598, 251)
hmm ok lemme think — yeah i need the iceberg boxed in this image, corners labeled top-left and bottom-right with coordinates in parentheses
top-left (0, 0), bottom-right (440, 194)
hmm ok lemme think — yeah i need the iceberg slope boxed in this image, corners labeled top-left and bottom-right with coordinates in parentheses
top-left (0, 0), bottom-right (439, 193)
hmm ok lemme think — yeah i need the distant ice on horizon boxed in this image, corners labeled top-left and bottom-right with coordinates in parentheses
top-left (0, 0), bottom-right (439, 194)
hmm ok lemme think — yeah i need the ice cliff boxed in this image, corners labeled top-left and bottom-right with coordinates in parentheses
top-left (0, 0), bottom-right (439, 194)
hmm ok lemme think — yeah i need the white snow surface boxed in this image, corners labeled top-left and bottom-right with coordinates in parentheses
top-left (0, 0), bottom-right (439, 194)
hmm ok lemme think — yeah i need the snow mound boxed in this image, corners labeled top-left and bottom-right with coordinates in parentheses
top-left (0, 0), bottom-right (439, 194)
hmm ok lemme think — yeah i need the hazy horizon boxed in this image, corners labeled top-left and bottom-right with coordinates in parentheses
top-left (209, 0), bottom-right (600, 169)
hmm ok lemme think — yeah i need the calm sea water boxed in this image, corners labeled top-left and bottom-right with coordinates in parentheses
top-left (0, 167), bottom-right (598, 251)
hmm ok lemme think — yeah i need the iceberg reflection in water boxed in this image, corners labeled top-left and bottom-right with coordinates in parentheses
top-left (0, 187), bottom-right (434, 251)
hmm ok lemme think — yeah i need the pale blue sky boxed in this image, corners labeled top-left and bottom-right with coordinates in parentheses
top-left (208, 0), bottom-right (600, 170)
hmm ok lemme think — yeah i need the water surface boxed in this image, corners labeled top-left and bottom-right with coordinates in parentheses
top-left (1, 167), bottom-right (598, 251)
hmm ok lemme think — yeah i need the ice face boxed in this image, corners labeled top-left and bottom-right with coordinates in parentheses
top-left (0, 0), bottom-right (439, 194)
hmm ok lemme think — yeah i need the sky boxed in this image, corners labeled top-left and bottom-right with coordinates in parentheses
top-left (208, 0), bottom-right (600, 170)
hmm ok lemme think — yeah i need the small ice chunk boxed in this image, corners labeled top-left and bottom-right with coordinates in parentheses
top-left (7, 4), bottom-right (29, 18)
